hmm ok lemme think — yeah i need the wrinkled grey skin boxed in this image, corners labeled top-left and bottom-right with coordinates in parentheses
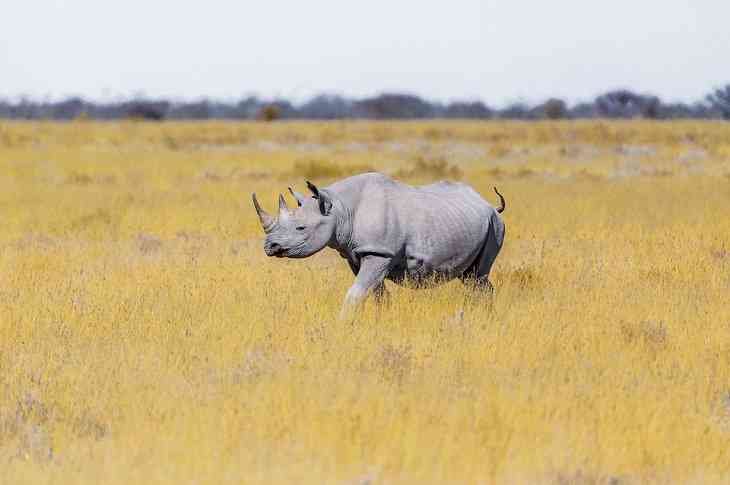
top-left (252, 172), bottom-right (506, 318)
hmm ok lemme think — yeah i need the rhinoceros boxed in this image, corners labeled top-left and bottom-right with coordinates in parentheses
top-left (252, 172), bottom-right (505, 318)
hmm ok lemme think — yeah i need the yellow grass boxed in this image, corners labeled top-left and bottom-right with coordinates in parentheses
top-left (1, 120), bottom-right (730, 484)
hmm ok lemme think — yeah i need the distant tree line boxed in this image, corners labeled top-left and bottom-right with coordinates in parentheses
top-left (1, 85), bottom-right (729, 121)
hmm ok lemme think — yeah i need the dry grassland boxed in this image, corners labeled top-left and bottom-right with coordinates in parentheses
top-left (1, 120), bottom-right (730, 484)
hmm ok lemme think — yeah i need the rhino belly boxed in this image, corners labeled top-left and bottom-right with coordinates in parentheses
top-left (386, 242), bottom-right (482, 287)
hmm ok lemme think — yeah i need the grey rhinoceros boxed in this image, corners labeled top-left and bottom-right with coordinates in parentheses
top-left (252, 172), bottom-right (505, 318)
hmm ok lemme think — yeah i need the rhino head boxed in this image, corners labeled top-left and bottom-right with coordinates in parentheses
top-left (252, 181), bottom-right (336, 258)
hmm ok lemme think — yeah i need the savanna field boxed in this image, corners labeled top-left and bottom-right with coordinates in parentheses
top-left (2, 120), bottom-right (730, 484)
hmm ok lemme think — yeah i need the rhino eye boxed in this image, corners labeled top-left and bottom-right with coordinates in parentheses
top-left (295, 226), bottom-right (306, 231)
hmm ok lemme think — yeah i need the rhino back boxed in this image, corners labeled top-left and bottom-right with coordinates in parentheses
top-left (335, 174), bottom-right (493, 274)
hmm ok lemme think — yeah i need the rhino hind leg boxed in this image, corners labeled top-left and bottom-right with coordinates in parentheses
top-left (460, 214), bottom-right (505, 294)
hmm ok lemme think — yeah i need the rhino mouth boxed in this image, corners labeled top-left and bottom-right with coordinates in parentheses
top-left (265, 247), bottom-right (287, 257)
top-left (265, 241), bottom-right (307, 258)
top-left (264, 242), bottom-right (287, 257)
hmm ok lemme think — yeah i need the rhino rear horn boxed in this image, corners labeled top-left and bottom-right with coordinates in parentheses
top-left (278, 194), bottom-right (292, 220)
top-left (278, 193), bottom-right (289, 212)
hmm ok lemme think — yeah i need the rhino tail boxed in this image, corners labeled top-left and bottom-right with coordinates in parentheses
top-left (493, 187), bottom-right (506, 213)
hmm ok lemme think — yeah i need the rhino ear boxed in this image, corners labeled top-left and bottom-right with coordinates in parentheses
top-left (288, 187), bottom-right (305, 207)
top-left (306, 180), bottom-right (320, 197)
top-left (306, 180), bottom-right (332, 216)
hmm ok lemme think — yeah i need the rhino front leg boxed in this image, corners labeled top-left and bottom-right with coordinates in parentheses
top-left (339, 255), bottom-right (391, 320)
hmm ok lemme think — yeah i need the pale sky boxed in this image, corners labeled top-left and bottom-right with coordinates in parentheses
top-left (2, 0), bottom-right (728, 106)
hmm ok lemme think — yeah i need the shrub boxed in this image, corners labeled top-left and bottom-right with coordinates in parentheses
top-left (290, 159), bottom-right (374, 179)
top-left (394, 156), bottom-right (462, 180)
top-left (257, 105), bottom-right (281, 122)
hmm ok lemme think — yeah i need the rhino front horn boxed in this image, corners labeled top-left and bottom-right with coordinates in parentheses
top-left (252, 193), bottom-right (275, 233)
